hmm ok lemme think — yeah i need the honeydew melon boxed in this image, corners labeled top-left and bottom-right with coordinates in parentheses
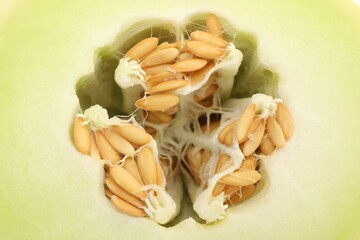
top-left (1, 0), bottom-right (360, 239)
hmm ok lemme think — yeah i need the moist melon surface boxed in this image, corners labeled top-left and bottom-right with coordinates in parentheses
top-left (1, 0), bottom-right (360, 239)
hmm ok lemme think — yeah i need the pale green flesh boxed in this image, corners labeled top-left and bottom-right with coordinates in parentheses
top-left (1, 0), bottom-right (360, 239)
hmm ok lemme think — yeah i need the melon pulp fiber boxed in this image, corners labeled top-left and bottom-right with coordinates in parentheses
top-left (1, 0), bottom-right (360, 239)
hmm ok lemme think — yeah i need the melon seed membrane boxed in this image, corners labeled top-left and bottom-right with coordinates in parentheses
top-left (74, 13), bottom-right (292, 224)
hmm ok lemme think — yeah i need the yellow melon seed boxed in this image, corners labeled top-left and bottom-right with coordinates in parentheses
top-left (143, 64), bottom-right (172, 75)
top-left (114, 124), bottom-right (151, 146)
top-left (259, 133), bottom-right (276, 155)
top-left (146, 72), bottom-right (176, 87)
top-left (239, 156), bottom-right (257, 170)
top-left (110, 166), bottom-right (146, 199)
top-left (95, 130), bottom-right (120, 164)
top-left (135, 94), bottom-right (180, 112)
top-left (217, 121), bottom-right (236, 144)
top-left (212, 181), bottom-right (226, 196)
top-left (170, 59), bottom-right (208, 73)
top-left (267, 117), bottom-right (286, 148)
top-left (105, 177), bottom-right (145, 208)
top-left (276, 103), bottom-right (294, 139)
top-left (242, 119), bottom-right (265, 157)
top-left (193, 84), bottom-right (219, 102)
top-left (125, 37), bottom-right (159, 60)
top-left (187, 41), bottom-right (225, 60)
top-left (73, 116), bottom-right (91, 154)
top-left (141, 48), bottom-right (179, 67)
top-left (123, 158), bottom-right (144, 184)
top-left (136, 147), bottom-right (157, 185)
top-left (216, 154), bottom-right (232, 173)
top-left (156, 162), bottom-right (164, 186)
top-left (220, 170), bottom-right (261, 187)
top-left (103, 128), bottom-right (135, 156)
top-left (190, 62), bottom-right (215, 84)
top-left (191, 30), bottom-right (228, 48)
top-left (206, 13), bottom-right (223, 38)
top-left (226, 185), bottom-right (257, 205)
top-left (89, 132), bottom-right (101, 160)
top-left (147, 111), bottom-right (174, 124)
top-left (146, 79), bottom-right (188, 94)
top-left (111, 195), bottom-right (147, 217)
top-left (235, 104), bottom-right (257, 143)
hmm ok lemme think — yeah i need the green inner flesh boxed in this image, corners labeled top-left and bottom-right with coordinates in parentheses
top-left (75, 14), bottom-right (279, 225)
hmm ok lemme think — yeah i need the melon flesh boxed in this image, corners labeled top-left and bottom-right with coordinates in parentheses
top-left (1, 0), bottom-right (360, 239)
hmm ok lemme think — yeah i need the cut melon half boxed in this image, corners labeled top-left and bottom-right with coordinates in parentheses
top-left (1, 0), bottom-right (360, 239)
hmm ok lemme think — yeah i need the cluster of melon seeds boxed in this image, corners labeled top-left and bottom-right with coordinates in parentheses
top-left (176, 94), bottom-right (293, 222)
top-left (73, 13), bottom-right (294, 224)
top-left (220, 94), bottom-right (293, 156)
top-left (114, 14), bottom-right (243, 129)
top-left (73, 105), bottom-right (177, 224)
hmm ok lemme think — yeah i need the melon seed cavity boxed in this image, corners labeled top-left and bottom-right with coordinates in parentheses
top-left (72, 13), bottom-right (293, 224)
